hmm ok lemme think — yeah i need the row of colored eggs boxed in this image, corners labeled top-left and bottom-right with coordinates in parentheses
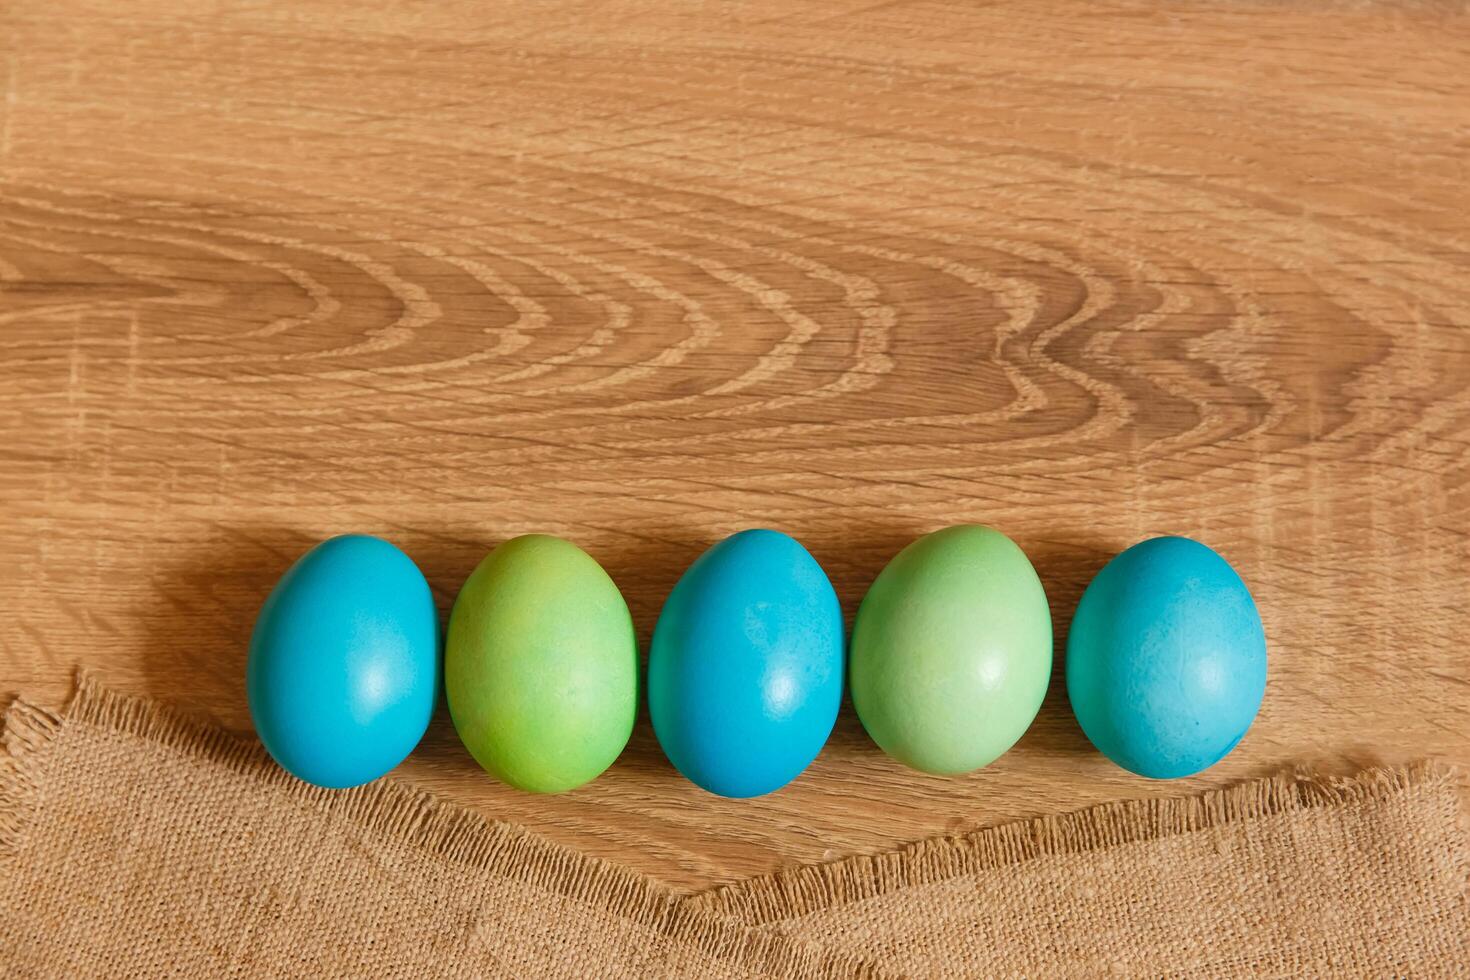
top-left (247, 526), bottom-right (1268, 794)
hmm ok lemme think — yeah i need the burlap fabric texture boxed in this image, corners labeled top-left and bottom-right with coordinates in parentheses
top-left (3, 679), bottom-right (1467, 978)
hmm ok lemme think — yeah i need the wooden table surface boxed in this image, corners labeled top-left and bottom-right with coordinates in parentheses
top-left (3, 0), bottom-right (1468, 893)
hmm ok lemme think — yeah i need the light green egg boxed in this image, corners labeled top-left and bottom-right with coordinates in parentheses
top-left (850, 525), bottom-right (1052, 775)
top-left (445, 534), bottom-right (637, 793)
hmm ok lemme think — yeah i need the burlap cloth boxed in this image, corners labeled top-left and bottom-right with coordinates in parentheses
top-left (2, 680), bottom-right (1466, 978)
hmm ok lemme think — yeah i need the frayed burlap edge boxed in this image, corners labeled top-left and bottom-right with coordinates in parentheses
top-left (0, 697), bottom-right (61, 853)
top-left (0, 676), bottom-right (890, 980)
top-left (691, 759), bottom-right (1467, 926)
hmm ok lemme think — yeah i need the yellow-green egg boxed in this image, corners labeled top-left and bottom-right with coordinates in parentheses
top-left (445, 535), bottom-right (637, 793)
top-left (850, 526), bottom-right (1052, 775)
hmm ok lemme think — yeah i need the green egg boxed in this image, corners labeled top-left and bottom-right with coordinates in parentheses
top-left (445, 534), bottom-right (637, 793)
top-left (850, 525), bottom-right (1052, 775)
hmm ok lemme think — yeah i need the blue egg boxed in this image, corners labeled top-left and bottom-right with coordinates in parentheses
top-left (247, 535), bottom-right (439, 788)
top-left (649, 529), bottom-right (843, 798)
top-left (1066, 536), bottom-right (1266, 779)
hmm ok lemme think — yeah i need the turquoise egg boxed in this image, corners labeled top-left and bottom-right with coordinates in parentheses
top-left (648, 529), bottom-right (843, 798)
top-left (247, 535), bottom-right (439, 788)
top-left (1066, 536), bottom-right (1266, 779)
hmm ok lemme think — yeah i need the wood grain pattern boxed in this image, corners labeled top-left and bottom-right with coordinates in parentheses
top-left (2, 0), bottom-right (1467, 892)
